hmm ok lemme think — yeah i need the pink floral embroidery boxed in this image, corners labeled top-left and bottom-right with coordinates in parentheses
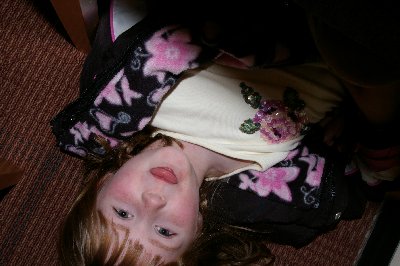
top-left (95, 69), bottom-right (142, 107)
top-left (255, 99), bottom-right (308, 143)
top-left (143, 26), bottom-right (201, 82)
top-left (240, 84), bottom-right (309, 144)
top-left (239, 168), bottom-right (299, 201)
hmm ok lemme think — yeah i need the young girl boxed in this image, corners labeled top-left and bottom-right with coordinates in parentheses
top-left (52, 0), bottom-right (366, 264)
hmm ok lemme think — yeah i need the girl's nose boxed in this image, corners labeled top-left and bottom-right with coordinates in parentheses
top-left (142, 191), bottom-right (166, 209)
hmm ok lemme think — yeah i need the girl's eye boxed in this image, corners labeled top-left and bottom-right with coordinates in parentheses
top-left (155, 225), bottom-right (176, 238)
top-left (113, 207), bottom-right (133, 219)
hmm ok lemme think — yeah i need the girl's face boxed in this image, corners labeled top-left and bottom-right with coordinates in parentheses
top-left (96, 141), bottom-right (203, 263)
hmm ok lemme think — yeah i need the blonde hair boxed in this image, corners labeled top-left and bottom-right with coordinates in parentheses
top-left (59, 127), bottom-right (275, 265)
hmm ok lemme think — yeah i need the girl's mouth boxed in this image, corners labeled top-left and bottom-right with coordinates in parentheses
top-left (150, 167), bottom-right (178, 184)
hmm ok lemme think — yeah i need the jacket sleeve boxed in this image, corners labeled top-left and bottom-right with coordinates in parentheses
top-left (50, 14), bottom-right (218, 158)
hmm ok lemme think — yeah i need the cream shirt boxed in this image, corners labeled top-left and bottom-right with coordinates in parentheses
top-left (151, 63), bottom-right (344, 180)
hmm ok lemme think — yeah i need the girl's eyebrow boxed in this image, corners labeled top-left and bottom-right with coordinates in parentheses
top-left (149, 238), bottom-right (181, 252)
top-left (110, 189), bottom-right (136, 204)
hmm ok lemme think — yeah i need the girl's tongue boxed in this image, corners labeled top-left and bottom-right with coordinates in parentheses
top-left (150, 167), bottom-right (178, 184)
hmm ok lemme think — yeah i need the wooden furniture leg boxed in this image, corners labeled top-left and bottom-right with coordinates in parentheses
top-left (50, 0), bottom-right (98, 53)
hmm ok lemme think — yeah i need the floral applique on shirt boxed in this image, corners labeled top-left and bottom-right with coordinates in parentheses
top-left (239, 82), bottom-right (310, 143)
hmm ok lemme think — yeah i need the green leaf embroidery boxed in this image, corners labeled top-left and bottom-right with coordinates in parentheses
top-left (239, 119), bottom-right (261, 134)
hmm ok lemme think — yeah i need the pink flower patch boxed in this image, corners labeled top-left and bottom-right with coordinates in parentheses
top-left (143, 26), bottom-right (201, 82)
top-left (95, 70), bottom-right (142, 107)
top-left (95, 70), bottom-right (124, 106)
top-left (239, 168), bottom-right (299, 201)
